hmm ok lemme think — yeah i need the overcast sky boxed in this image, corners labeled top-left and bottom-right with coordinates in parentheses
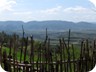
top-left (0, 0), bottom-right (96, 22)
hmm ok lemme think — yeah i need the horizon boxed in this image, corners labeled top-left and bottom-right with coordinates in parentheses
top-left (0, 0), bottom-right (96, 22)
top-left (0, 20), bottom-right (95, 23)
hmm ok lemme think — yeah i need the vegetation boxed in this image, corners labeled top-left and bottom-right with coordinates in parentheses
top-left (0, 29), bottom-right (95, 72)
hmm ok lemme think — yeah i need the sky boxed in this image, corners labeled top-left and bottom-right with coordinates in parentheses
top-left (0, 0), bottom-right (96, 22)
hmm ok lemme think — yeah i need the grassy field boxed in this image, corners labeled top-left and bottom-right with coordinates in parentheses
top-left (2, 44), bottom-right (80, 62)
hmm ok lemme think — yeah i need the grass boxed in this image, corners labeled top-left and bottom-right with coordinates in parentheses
top-left (1, 45), bottom-right (83, 72)
top-left (2, 47), bottom-right (29, 61)
top-left (2, 44), bottom-right (81, 62)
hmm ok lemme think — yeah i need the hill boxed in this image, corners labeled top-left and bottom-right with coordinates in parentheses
top-left (0, 20), bottom-right (96, 32)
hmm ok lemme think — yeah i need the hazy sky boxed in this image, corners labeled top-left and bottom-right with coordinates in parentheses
top-left (0, 0), bottom-right (96, 22)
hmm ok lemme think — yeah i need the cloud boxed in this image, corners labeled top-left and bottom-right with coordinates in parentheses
top-left (13, 11), bottom-right (32, 15)
top-left (12, 11), bottom-right (33, 22)
top-left (40, 6), bottom-right (62, 14)
top-left (0, 0), bottom-right (16, 12)
top-left (63, 6), bottom-right (89, 13)
top-left (60, 6), bottom-right (96, 22)
top-left (89, 0), bottom-right (96, 7)
top-left (32, 6), bottom-right (96, 22)
top-left (0, 4), bottom-right (96, 22)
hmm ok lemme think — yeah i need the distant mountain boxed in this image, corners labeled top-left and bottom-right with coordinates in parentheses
top-left (0, 20), bottom-right (96, 32)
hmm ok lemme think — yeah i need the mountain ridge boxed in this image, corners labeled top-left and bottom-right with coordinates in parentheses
top-left (0, 20), bottom-right (96, 32)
